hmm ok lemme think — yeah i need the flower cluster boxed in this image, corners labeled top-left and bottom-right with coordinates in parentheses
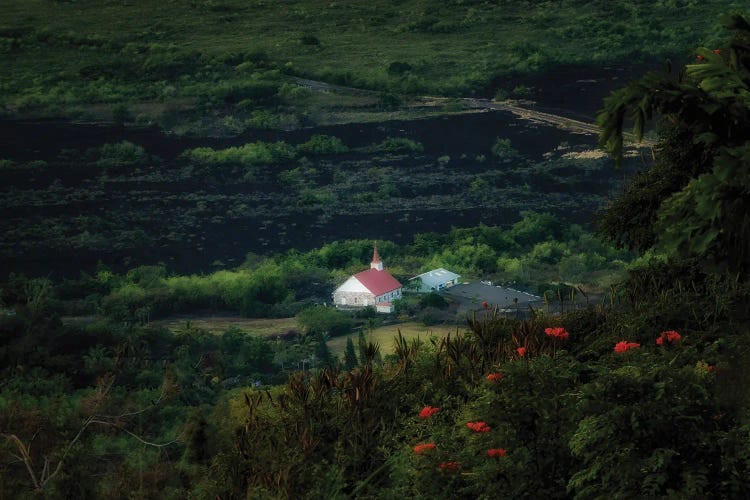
top-left (545, 327), bottom-right (569, 340)
top-left (419, 405), bottom-right (441, 419)
top-left (656, 330), bottom-right (682, 346)
top-left (486, 372), bottom-right (503, 382)
top-left (516, 347), bottom-right (526, 357)
top-left (413, 443), bottom-right (436, 455)
top-left (466, 421), bottom-right (491, 433)
top-left (439, 461), bottom-right (461, 471)
top-left (487, 448), bottom-right (507, 458)
top-left (614, 341), bottom-right (640, 353)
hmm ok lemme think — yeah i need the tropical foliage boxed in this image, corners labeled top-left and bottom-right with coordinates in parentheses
top-left (598, 14), bottom-right (750, 275)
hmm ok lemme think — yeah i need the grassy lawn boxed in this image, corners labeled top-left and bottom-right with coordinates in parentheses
top-left (153, 316), bottom-right (297, 337)
top-left (327, 321), bottom-right (461, 356)
top-left (151, 315), bottom-right (461, 356)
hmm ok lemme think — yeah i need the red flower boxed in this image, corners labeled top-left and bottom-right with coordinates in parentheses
top-left (516, 347), bottom-right (526, 357)
top-left (487, 448), bottom-right (507, 458)
top-left (439, 461), bottom-right (461, 471)
top-left (413, 443), bottom-right (436, 455)
top-left (419, 405), bottom-right (441, 419)
top-left (486, 372), bottom-right (503, 382)
top-left (466, 421), bottom-right (491, 433)
top-left (713, 49), bottom-right (721, 54)
top-left (544, 326), bottom-right (570, 340)
top-left (614, 341), bottom-right (640, 353)
top-left (656, 330), bottom-right (681, 346)
top-left (481, 301), bottom-right (489, 309)
top-left (696, 54), bottom-right (704, 60)
top-left (706, 365), bottom-right (716, 372)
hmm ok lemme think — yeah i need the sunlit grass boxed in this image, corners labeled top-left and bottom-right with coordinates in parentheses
top-left (327, 321), bottom-right (461, 356)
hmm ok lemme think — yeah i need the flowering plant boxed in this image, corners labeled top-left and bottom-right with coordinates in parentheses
top-left (413, 443), bottom-right (436, 455)
top-left (656, 330), bottom-right (681, 346)
top-left (418, 405), bottom-right (440, 419)
top-left (439, 461), bottom-right (461, 471)
top-left (466, 421), bottom-right (491, 433)
top-left (486, 372), bottom-right (503, 382)
top-left (614, 341), bottom-right (640, 353)
top-left (544, 327), bottom-right (570, 340)
top-left (487, 448), bottom-right (507, 458)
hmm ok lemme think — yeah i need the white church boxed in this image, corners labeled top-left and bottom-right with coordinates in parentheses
top-left (332, 243), bottom-right (402, 313)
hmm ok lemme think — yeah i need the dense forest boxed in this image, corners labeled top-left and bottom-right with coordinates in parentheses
top-left (2, 1), bottom-right (750, 499)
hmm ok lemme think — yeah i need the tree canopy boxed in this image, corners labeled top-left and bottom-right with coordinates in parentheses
top-left (598, 14), bottom-right (750, 276)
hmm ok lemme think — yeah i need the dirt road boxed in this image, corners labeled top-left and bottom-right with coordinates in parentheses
top-left (294, 77), bottom-right (653, 145)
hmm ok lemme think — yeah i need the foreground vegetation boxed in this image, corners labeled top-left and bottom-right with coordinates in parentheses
top-left (1, 0), bottom-right (743, 132)
top-left (2, 8), bottom-right (750, 500)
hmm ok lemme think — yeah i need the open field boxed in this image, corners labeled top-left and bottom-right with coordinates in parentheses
top-left (327, 321), bottom-right (461, 356)
top-left (153, 316), bottom-right (297, 337)
top-left (0, 0), bottom-right (740, 130)
top-left (151, 315), bottom-right (460, 355)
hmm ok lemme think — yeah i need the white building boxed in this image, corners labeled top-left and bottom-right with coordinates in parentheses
top-left (409, 268), bottom-right (461, 293)
top-left (332, 244), bottom-right (402, 313)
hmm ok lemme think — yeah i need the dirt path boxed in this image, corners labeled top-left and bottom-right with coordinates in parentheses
top-left (294, 77), bottom-right (653, 146)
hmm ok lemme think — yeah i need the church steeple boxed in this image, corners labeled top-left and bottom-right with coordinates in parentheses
top-left (371, 242), bottom-right (384, 271)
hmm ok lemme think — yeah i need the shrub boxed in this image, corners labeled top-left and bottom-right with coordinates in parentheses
top-left (296, 135), bottom-right (348, 155)
top-left (491, 137), bottom-right (519, 161)
top-left (296, 305), bottom-right (353, 337)
top-left (94, 141), bottom-right (147, 169)
top-left (419, 292), bottom-right (448, 310)
top-left (184, 141), bottom-right (296, 166)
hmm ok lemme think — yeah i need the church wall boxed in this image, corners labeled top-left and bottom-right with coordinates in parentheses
top-left (333, 290), bottom-right (375, 307)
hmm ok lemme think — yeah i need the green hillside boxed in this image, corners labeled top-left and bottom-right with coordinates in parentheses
top-left (1, 5), bottom-right (750, 499)
top-left (0, 0), bottom-right (743, 126)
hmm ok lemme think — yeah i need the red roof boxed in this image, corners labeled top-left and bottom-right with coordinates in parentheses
top-left (354, 268), bottom-right (402, 296)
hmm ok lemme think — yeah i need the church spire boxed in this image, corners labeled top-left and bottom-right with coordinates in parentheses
top-left (371, 241), bottom-right (384, 270)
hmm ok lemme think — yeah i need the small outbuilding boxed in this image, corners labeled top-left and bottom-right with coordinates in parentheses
top-left (409, 268), bottom-right (461, 293)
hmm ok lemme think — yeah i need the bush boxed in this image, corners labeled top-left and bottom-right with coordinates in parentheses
top-left (94, 141), bottom-right (147, 169)
top-left (184, 141), bottom-right (296, 166)
top-left (296, 305), bottom-right (353, 337)
top-left (419, 292), bottom-right (448, 310)
top-left (296, 135), bottom-right (348, 155)
top-left (491, 137), bottom-right (518, 161)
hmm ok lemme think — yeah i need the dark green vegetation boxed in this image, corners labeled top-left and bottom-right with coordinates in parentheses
top-left (2, 6), bottom-right (750, 500)
top-left (10, 213), bottom-right (630, 324)
top-left (0, 0), bottom-right (744, 132)
top-left (0, 112), bottom-right (634, 279)
top-left (598, 14), bottom-right (750, 275)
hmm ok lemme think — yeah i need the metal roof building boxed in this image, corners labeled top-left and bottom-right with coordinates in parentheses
top-left (410, 268), bottom-right (461, 293)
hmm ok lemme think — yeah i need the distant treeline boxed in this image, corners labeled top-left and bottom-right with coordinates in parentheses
top-left (21, 213), bottom-right (633, 323)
